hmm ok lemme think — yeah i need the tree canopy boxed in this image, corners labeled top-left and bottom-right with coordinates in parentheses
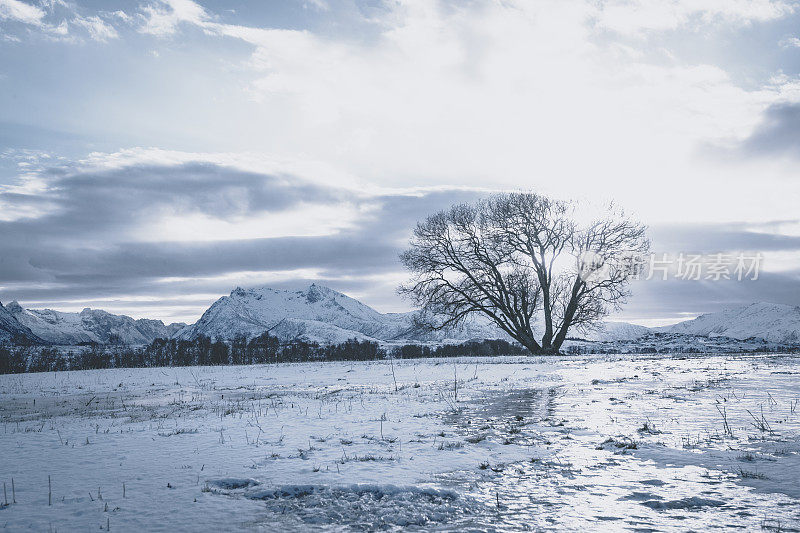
top-left (400, 192), bottom-right (649, 354)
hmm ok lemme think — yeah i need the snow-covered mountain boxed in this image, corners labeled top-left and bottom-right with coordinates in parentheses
top-left (6, 286), bottom-right (798, 350)
top-left (0, 301), bottom-right (43, 344)
top-left (6, 302), bottom-right (185, 345)
top-left (174, 283), bottom-right (656, 346)
top-left (175, 284), bottom-right (510, 345)
top-left (576, 321), bottom-right (650, 342)
top-left (659, 302), bottom-right (800, 344)
top-left (0, 285), bottom-right (651, 347)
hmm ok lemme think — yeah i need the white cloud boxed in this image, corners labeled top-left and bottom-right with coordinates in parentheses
top-left (110, 10), bottom-right (131, 23)
top-left (133, 0), bottom-right (798, 224)
top-left (13, 0), bottom-right (800, 228)
top-left (6, 0), bottom-right (800, 322)
top-left (301, 0), bottom-right (329, 12)
top-left (76, 147), bottom-right (369, 193)
top-left (0, 0), bottom-right (126, 42)
top-left (135, 202), bottom-right (366, 242)
top-left (73, 15), bottom-right (118, 42)
top-left (154, 269), bottom-right (324, 285)
top-left (50, 19), bottom-right (67, 35)
top-left (1, 147), bottom-right (389, 244)
top-left (779, 36), bottom-right (800, 47)
top-left (139, 0), bottom-right (208, 36)
top-left (0, 0), bottom-right (45, 25)
top-left (594, 0), bottom-right (795, 35)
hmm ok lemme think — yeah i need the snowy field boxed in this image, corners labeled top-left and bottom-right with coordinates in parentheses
top-left (1, 354), bottom-right (799, 532)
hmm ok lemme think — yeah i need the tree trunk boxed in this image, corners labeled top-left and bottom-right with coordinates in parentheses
top-left (539, 281), bottom-right (554, 350)
top-left (551, 280), bottom-right (584, 352)
top-left (517, 333), bottom-right (542, 355)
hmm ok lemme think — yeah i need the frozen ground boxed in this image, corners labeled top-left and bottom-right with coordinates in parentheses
top-left (0, 354), bottom-right (799, 531)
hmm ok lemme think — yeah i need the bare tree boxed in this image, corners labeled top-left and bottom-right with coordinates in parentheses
top-left (399, 192), bottom-right (649, 354)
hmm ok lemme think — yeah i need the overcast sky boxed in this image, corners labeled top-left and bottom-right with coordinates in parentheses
top-left (2, 0), bottom-right (800, 326)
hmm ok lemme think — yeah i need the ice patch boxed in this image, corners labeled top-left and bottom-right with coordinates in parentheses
top-left (641, 497), bottom-right (725, 510)
top-left (239, 484), bottom-right (478, 529)
top-left (618, 492), bottom-right (662, 501)
top-left (207, 477), bottom-right (260, 489)
top-left (639, 479), bottom-right (666, 486)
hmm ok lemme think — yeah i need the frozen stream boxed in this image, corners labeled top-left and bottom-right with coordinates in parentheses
top-left (0, 354), bottom-right (798, 531)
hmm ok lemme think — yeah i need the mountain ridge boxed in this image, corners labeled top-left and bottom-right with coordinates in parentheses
top-left (657, 302), bottom-right (800, 344)
top-left (173, 283), bottom-right (510, 345)
top-left (0, 301), bottom-right (43, 344)
top-left (2, 285), bottom-right (799, 349)
top-left (6, 302), bottom-right (186, 345)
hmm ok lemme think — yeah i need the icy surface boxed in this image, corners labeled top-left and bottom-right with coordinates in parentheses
top-left (1, 354), bottom-right (799, 531)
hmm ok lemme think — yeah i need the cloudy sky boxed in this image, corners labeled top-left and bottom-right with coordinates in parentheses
top-left (2, 0), bottom-right (800, 326)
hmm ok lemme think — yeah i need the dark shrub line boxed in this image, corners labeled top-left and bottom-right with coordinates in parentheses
top-left (0, 333), bottom-right (524, 374)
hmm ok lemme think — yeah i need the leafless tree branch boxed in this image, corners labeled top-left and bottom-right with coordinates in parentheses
top-left (399, 193), bottom-right (649, 354)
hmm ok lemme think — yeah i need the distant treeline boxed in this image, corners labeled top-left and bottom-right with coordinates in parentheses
top-left (0, 332), bottom-right (525, 374)
top-left (563, 344), bottom-right (800, 355)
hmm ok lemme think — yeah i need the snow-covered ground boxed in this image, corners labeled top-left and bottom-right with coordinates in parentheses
top-left (1, 354), bottom-right (799, 531)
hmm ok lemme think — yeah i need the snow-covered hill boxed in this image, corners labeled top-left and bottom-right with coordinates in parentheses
top-left (0, 301), bottom-right (43, 344)
top-left (574, 321), bottom-right (650, 342)
top-left (6, 302), bottom-right (185, 345)
top-left (174, 284), bottom-right (657, 347)
top-left (659, 302), bottom-right (800, 344)
top-left (1, 285), bottom-right (648, 347)
top-left (175, 284), bottom-right (510, 345)
top-left (7, 286), bottom-right (799, 351)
